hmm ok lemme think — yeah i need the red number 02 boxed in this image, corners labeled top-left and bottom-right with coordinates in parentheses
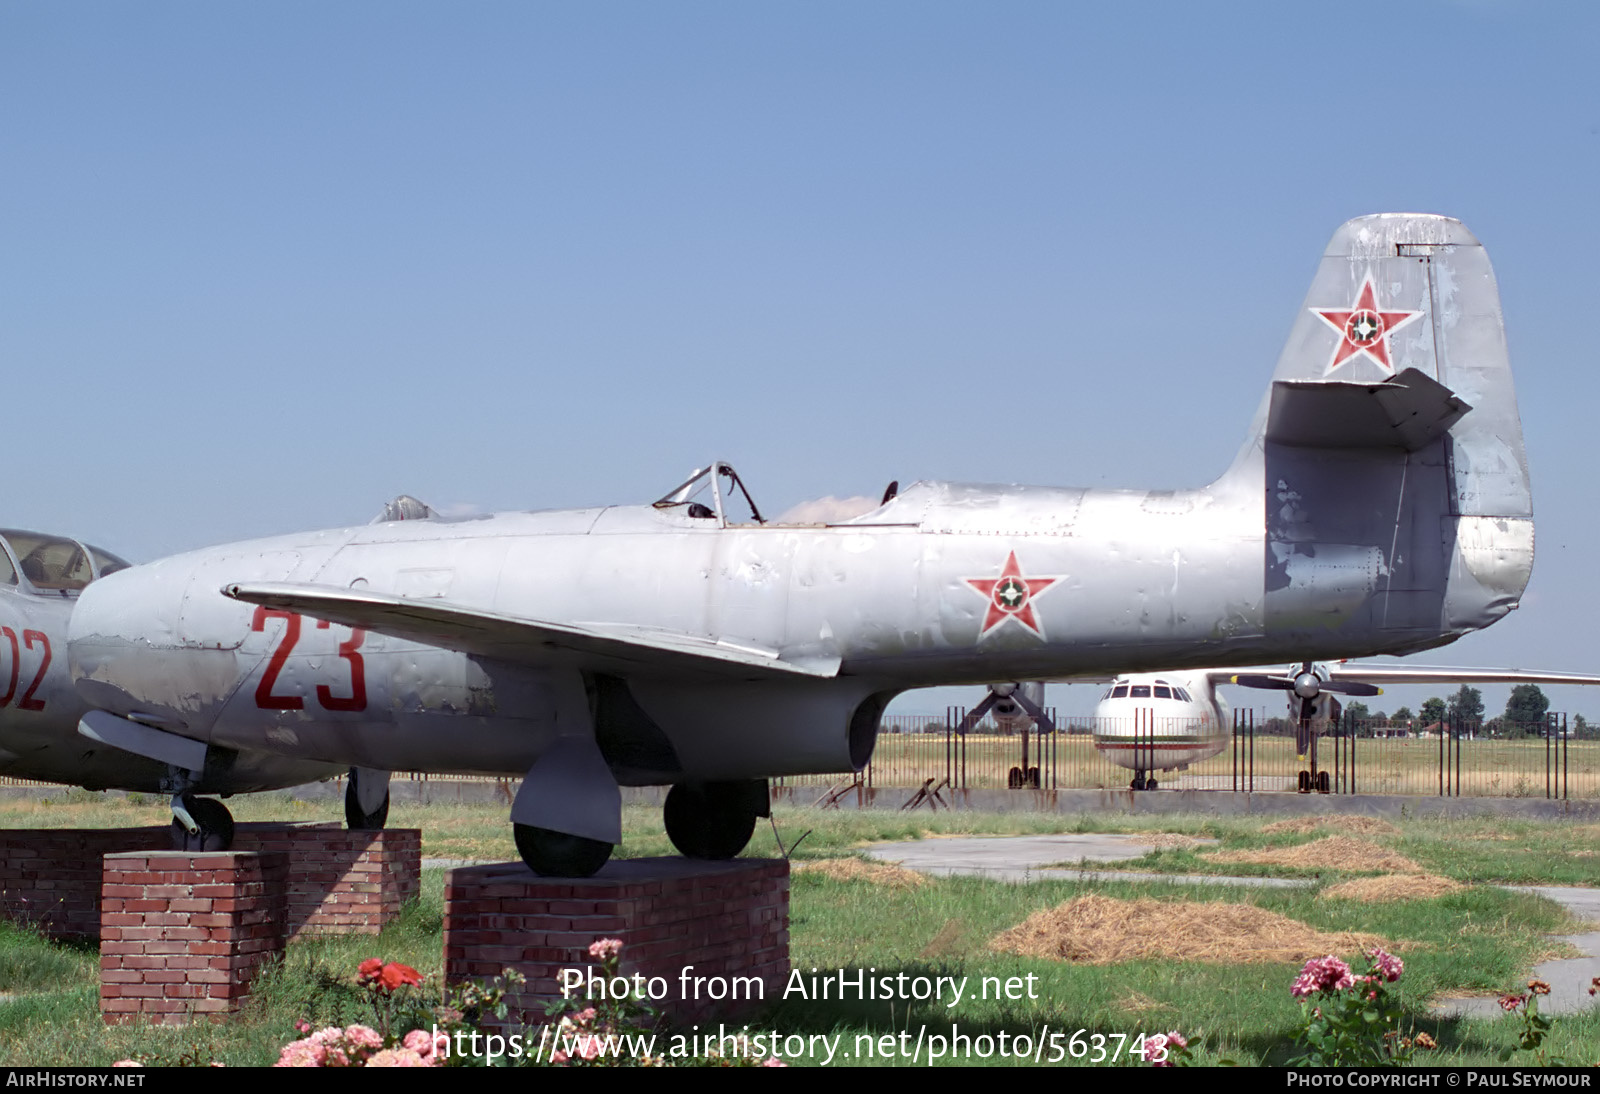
top-left (0, 627), bottom-right (51, 712)
top-left (251, 607), bottom-right (367, 713)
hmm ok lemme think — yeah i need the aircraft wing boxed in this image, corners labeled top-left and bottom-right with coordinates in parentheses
top-left (1321, 664), bottom-right (1600, 688)
top-left (221, 582), bottom-right (841, 680)
top-left (1209, 663), bottom-right (1600, 689)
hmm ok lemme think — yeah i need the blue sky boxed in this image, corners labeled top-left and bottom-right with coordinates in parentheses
top-left (5, 2), bottom-right (1598, 718)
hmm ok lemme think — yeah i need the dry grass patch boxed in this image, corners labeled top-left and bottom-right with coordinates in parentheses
top-left (1205, 835), bottom-right (1421, 873)
top-left (1115, 990), bottom-right (1171, 1015)
top-left (795, 858), bottom-right (926, 888)
top-left (1261, 816), bottom-right (1399, 837)
top-left (1128, 833), bottom-right (1211, 849)
top-left (990, 894), bottom-right (1386, 965)
top-left (918, 919), bottom-right (970, 958)
top-left (1320, 874), bottom-right (1465, 903)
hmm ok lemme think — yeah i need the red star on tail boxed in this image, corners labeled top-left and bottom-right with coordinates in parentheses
top-left (965, 551), bottom-right (1060, 638)
top-left (1312, 275), bottom-right (1421, 374)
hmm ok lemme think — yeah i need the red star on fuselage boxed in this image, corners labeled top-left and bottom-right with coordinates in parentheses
top-left (1311, 274), bottom-right (1421, 374)
top-left (965, 551), bottom-right (1060, 639)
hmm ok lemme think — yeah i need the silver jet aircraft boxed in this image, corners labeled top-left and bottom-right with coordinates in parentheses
top-left (66, 213), bottom-right (1534, 875)
top-left (0, 529), bottom-right (338, 848)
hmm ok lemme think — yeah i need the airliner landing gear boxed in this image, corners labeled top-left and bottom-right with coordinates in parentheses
top-left (513, 824), bottom-right (613, 878)
top-left (344, 767), bottom-right (391, 831)
top-left (1129, 772), bottom-right (1159, 791)
top-left (170, 793), bottom-right (235, 851)
top-left (663, 780), bottom-right (768, 860)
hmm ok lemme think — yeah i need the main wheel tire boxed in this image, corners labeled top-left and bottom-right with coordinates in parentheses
top-left (663, 783), bottom-right (757, 860)
top-left (169, 796), bottom-right (235, 852)
top-left (344, 772), bottom-right (390, 831)
top-left (1026, 766), bottom-right (1041, 789)
top-left (1007, 766), bottom-right (1025, 789)
top-left (513, 824), bottom-right (612, 877)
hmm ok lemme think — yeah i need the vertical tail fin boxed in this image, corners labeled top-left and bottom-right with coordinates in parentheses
top-left (1222, 214), bottom-right (1532, 653)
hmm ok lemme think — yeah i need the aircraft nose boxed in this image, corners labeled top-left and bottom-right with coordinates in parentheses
top-left (69, 560), bottom-right (230, 733)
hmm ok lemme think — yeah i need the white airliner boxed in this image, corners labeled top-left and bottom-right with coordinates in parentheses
top-left (1092, 670), bottom-right (1229, 790)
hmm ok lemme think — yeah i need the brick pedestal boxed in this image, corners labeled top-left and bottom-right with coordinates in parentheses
top-left (0, 824), bottom-right (420, 941)
top-left (444, 858), bottom-right (788, 1024)
top-left (100, 851), bottom-right (287, 1025)
top-left (239, 826), bottom-right (420, 938)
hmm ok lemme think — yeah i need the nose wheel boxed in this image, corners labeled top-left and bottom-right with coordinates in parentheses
top-left (1129, 771), bottom-right (1159, 791)
top-left (169, 794), bottom-right (235, 851)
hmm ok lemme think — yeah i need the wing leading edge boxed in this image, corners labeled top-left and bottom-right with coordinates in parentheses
top-left (221, 582), bottom-right (841, 681)
top-left (1211, 663), bottom-right (1600, 690)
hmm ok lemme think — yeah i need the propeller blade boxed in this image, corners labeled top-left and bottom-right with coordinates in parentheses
top-left (957, 692), bottom-right (1000, 734)
top-left (1231, 674), bottom-right (1294, 690)
top-left (1320, 680), bottom-right (1383, 697)
top-left (1007, 689), bottom-right (1057, 735)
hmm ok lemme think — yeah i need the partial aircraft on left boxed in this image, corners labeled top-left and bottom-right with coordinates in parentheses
top-left (0, 527), bottom-right (340, 847)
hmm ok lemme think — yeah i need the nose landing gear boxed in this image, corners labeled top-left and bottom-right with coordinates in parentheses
top-left (169, 793), bottom-right (235, 851)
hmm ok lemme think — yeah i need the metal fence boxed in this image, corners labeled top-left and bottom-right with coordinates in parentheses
top-left (778, 709), bottom-right (1595, 800)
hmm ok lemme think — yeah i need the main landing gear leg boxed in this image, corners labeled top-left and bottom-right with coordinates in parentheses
top-left (663, 780), bottom-right (768, 860)
top-left (509, 736), bottom-right (621, 878)
top-left (345, 767), bottom-right (391, 830)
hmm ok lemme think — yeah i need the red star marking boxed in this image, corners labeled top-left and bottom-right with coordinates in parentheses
top-left (1311, 274), bottom-right (1421, 374)
top-left (964, 551), bottom-right (1060, 639)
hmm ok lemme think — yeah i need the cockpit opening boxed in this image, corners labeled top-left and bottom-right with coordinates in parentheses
top-left (652, 463), bottom-right (765, 526)
top-left (0, 529), bottom-right (130, 594)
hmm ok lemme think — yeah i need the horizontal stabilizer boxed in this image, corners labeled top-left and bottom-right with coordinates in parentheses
top-left (221, 582), bottom-right (840, 680)
top-left (1266, 368), bottom-right (1470, 451)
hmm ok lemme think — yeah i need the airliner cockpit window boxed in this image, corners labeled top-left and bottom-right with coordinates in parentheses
top-left (1129, 685), bottom-right (1151, 698)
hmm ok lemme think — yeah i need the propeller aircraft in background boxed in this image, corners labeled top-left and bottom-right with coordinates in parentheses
top-left (969, 662), bottom-right (1600, 793)
top-left (60, 213), bottom-right (1542, 875)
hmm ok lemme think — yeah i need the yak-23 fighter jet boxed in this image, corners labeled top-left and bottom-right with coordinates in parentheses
top-left (0, 529), bottom-right (338, 847)
top-left (67, 213), bottom-right (1538, 875)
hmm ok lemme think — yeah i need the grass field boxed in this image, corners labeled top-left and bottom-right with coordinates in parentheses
top-left (0, 795), bottom-right (1595, 1066)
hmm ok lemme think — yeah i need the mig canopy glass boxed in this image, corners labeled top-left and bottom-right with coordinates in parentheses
top-left (0, 529), bottom-right (131, 593)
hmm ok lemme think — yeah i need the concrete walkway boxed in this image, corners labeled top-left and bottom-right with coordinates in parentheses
top-left (862, 832), bottom-right (1600, 1018)
top-left (1433, 885), bottom-right (1600, 1018)
top-left (863, 832), bottom-right (1312, 888)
